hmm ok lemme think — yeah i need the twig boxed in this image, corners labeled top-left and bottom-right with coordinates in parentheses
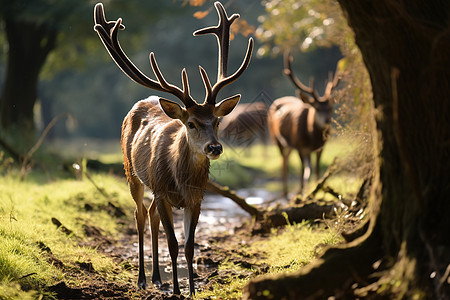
top-left (298, 157), bottom-right (338, 203)
top-left (85, 172), bottom-right (109, 198)
top-left (20, 113), bottom-right (68, 179)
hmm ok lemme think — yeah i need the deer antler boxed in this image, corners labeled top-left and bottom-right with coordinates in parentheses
top-left (283, 50), bottom-right (340, 102)
top-left (93, 3), bottom-right (196, 108)
top-left (194, 2), bottom-right (254, 105)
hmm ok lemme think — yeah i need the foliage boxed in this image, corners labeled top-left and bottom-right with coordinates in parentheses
top-left (0, 0), bottom-right (180, 78)
top-left (257, 0), bottom-right (344, 55)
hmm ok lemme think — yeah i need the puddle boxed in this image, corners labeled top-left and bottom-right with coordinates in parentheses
top-left (118, 187), bottom-right (278, 294)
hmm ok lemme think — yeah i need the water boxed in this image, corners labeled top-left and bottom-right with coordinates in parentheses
top-left (123, 187), bottom-right (278, 294)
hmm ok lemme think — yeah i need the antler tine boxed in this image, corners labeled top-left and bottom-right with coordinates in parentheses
top-left (320, 67), bottom-right (341, 101)
top-left (94, 3), bottom-right (196, 108)
top-left (194, 2), bottom-right (253, 105)
top-left (149, 53), bottom-right (196, 108)
top-left (209, 38), bottom-right (253, 102)
top-left (94, 3), bottom-right (165, 92)
top-left (194, 2), bottom-right (239, 80)
top-left (199, 66), bottom-right (213, 97)
top-left (283, 50), bottom-right (321, 102)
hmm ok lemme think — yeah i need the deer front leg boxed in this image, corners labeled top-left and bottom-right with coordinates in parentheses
top-left (184, 204), bottom-right (201, 296)
top-left (149, 199), bottom-right (161, 286)
top-left (129, 179), bottom-right (147, 289)
top-left (156, 198), bottom-right (180, 295)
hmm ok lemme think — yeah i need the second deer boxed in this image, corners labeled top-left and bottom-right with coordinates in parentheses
top-left (94, 2), bottom-right (253, 295)
top-left (268, 51), bottom-right (340, 197)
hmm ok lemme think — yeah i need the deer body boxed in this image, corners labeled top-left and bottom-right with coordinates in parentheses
top-left (121, 96), bottom-right (233, 293)
top-left (94, 2), bottom-right (252, 295)
top-left (121, 97), bottom-right (210, 208)
top-left (269, 51), bottom-right (339, 197)
top-left (268, 96), bottom-right (330, 196)
top-left (219, 102), bottom-right (268, 146)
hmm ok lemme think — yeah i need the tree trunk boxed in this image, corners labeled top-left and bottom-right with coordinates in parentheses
top-left (244, 1), bottom-right (450, 299)
top-left (0, 18), bottom-right (57, 132)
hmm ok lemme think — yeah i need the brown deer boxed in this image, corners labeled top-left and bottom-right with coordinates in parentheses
top-left (219, 102), bottom-right (268, 147)
top-left (93, 2), bottom-right (253, 295)
top-left (268, 50), bottom-right (339, 197)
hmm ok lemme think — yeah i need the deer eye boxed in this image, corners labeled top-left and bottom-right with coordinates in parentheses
top-left (187, 122), bottom-right (196, 129)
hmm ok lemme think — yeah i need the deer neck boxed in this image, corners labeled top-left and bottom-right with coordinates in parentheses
top-left (167, 126), bottom-right (210, 207)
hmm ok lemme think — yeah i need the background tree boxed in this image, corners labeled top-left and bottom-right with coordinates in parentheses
top-left (0, 0), bottom-right (176, 137)
top-left (244, 0), bottom-right (450, 299)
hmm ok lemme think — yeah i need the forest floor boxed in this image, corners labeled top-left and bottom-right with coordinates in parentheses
top-left (47, 208), bottom-right (272, 299)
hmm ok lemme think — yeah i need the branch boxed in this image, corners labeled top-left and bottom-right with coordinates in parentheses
top-left (206, 181), bottom-right (263, 220)
top-left (20, 113), bottom-right (68, 179)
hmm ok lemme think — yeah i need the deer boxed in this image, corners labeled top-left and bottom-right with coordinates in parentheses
top-left (268, 50), bottom-right (340, 198)
top-left (219, 102), bottom-right (268, 147)
top-left (93, 2), bottom-right (253, 295)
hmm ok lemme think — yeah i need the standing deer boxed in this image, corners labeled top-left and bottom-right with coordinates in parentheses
top-left (93, 2), bottom-right (253, 295)
top-left (219, 102), bottom-right (268, 147)
top-left (268, 50), bottom-right (339, 197)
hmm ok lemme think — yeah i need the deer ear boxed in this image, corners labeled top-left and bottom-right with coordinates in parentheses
top-left (159, 98), bottom-right (187, 120)
top-left (214, 95), bottom-right (240, 117)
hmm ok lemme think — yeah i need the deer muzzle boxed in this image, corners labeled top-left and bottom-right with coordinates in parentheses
top-left (205, 143), bottom-right (223, 160)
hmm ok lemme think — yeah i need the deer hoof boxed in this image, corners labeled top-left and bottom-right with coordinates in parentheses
top-left (137, 279), bottom-right (146, 290)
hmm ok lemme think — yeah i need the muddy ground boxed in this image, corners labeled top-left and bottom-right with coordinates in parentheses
top-left (48, 197), bottom-right (269, 299)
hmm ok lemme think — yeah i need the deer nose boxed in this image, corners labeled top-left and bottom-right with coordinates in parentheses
top-left (205, 143), bottom-right (223, 159)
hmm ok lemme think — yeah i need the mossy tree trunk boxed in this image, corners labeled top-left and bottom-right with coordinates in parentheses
top-left (244, 1), bottom-right (450, 299)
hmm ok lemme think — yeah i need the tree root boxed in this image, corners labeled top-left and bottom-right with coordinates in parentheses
top-left (243, 225), bottom-right (383, 299)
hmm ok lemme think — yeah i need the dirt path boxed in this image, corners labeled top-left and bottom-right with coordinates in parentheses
top-left (49, 197), bottom-right (260, 299)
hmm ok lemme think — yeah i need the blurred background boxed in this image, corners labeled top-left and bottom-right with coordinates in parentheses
top-left (0, 0), bottom-right (347, 144)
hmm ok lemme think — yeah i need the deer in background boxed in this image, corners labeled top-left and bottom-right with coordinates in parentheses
top-left (94, 2), bottom-right (253, 295)
top-left (219, 102), bottom-right (268, 147)
top-left (268, 50), bottom-right (340, 197)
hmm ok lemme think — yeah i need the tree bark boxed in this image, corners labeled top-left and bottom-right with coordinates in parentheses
top-left (0, 18), bottom-right (57, 132)
top-left (244, 1), bottom-right (450, 299)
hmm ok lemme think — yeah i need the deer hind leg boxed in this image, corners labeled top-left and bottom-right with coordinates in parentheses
top-left (274, 139), bottom-right (291, 198)
top-left (281, 146), bottom-right (292, 199)
top-left (156, 198), bottom-right (180, 295)
top-left (129, 177), bottom-right (147, 289)
top-left (184, 204), bottom-right (201, 296)
top-left (148, 198), bottom-right (161, 286)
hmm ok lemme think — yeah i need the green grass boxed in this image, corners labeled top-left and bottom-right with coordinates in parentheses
top-left (0, 169), bottom-right (135, 299)
top-left (250, 221), bottom-right (343, 273)
top-left (195, 221), bottom-right (344, 299)
top-left (208, 136), bottom-right (359, 192)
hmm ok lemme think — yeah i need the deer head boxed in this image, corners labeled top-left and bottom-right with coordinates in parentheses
top-left (94, 2), bottom-right (253, 159)
top-left (283, 50), bottom-right (340, 129)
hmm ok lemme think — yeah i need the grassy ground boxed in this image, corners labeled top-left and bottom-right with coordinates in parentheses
top-left (210, 136), bottom-right (361, 195)
top-left (0, 168), bottom-right (136, 299)
top-left (194, 221), bottom-right (343, 299)
top-left (0, 135), bottom-right (362, 299)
